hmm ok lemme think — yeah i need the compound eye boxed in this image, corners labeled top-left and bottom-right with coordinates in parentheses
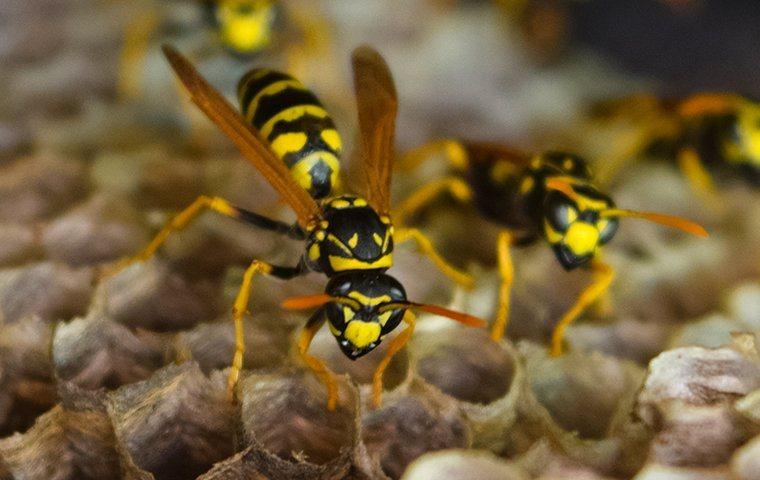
top-left (598, 218), bottom-right (619, 245)
top-left (546, 196), bottom-right (577, 232)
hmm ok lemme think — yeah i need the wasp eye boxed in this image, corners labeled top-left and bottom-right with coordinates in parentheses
top-left (546, 200), bottom-right (577, 232)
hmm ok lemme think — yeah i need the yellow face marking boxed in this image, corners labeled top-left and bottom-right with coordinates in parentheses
top-left (342, 306), bottom-right (355, 322)
top-left (563, 222), bottom-right (600, 255)
top-left (344, 321), bottom-right (381, 348)
top-left (372, 233), bottom-right (383, 246)
top-left (269, 132), bottom-right (308, 159)
top-left (348, 233), bottom-right (359, 249)
top-left (260, 105), bottom-right (329, 138)
top-left (378, 311), bottom-right (392, 327)
top-left (328, 254), bottom-right (393, 272)
top-left (320, 129), bottom-right (342, 152)
top-left (328, 322), bottom-right (341, 336)
top-left (244, 80), bottom-right (304, 122)
top-left (565, 206), bottom-right (578, 225)
top-left (347, 292), bottom-right (392, 306)
top-left (543, 220), bottom-right (563, 243)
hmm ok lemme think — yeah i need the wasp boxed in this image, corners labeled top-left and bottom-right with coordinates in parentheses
top-left (113, 45), bottom-right (483, 410)
top-left (590, 93), bottom-right (760, 195)
top-left (394, 140), bottom-right (707, 356)
top-left (118, 1), bottom-right (332, 102)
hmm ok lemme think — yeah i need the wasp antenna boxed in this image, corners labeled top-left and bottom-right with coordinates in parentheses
top-left (601, 208), bottom-right (709, 237)
top-left (281, 294), bottom-right (333, 310)
top-left (410, 303), bottom-right (486, 328)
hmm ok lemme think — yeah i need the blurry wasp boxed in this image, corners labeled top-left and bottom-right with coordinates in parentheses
top-left (590, 93), bottom-right (760, 196)
top-left (118, 0), bottom-right (332, 101)
top-left (113, 45), bottom-right (483, 410)
top-left (394, 141), bottom-right (707, 355)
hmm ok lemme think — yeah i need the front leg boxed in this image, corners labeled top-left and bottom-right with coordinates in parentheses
top-left (490, 230), bottom-right (514, 341)
top-left (550, 260), bottom-right (614, 356)
top-left (297, 309), bottom-right (340, 411)
top-left (372, 311), bottom-right (416, 408)
top-left (228, 259), bottom-right (307, 400)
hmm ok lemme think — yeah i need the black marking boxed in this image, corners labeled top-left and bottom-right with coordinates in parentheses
top-left (251, 87), bottom-right (323, 128)
top-left (238, 70), bottom-right (293, 109)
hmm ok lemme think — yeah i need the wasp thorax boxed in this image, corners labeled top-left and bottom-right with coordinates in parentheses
top-left (323, 272), bottom-right (407, 360)
top-left (542, 186), bottom-right (619, 270)
top-left (305, 195), bottom-right (394, 275)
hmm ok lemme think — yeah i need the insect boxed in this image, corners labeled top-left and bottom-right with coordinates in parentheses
top-left (394, 140), bottom-right (708, 356)
top-left (118, 1), bottom-right (331, 102)
top-left (113, 45), bottom-right (483, 410)
top-left (590, 93), bottom-right (760, 195)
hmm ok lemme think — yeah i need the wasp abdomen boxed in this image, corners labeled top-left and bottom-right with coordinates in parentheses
top-left (238, 69), bottom-right (342, 198)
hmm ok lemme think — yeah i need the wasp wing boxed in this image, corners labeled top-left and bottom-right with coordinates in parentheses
top-left (351, 45), bottom-right (398, 216)
top-left (162, 45), bottom-right (322, 228)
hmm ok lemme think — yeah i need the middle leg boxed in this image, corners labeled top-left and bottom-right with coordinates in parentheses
top-left (490, 230), bottom-right (515, 341)
top-left (371, 311), bottom-right (416, 408)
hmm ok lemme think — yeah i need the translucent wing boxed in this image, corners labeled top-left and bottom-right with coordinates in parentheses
top-left (352, 45), bottom-right (398, 215)
top-left (162, 45), bottom-right (322, 228)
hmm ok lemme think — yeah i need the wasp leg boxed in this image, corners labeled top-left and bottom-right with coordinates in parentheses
top-left (372, 311), bottom-right (416, 409)
top-left (591, 252), bottom-right (613, 317)
top-left (118, 8), bottom-right (160, 101)
top-left (395, 227), bottom-right (474, 289)
top-left (109, 195), bottom-right (296, 275)
top-left (392, 176), bottom-right (472, 225)
top-left (490, 230), bottom-right (514, 341)
top-left (298, 310), bottom-right (340, 411)
top-left (227, 259), bottom-right (306, 400)
top-left (397, 139), bottom-right (468, 173)
top-left (550, 260), bottom-right (614, 356)
top-left (677, 147), bottom-right (718, 204)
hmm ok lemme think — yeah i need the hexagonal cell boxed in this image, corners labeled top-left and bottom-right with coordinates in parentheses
top-left (100, 260), bottom-right (222, 332)
top-left (107, 363), bottom-right (236, 480)
top-left (413, 327), bottom-right (515, 405)
top-left (0, 262), bottom-right (93, 324)
top-left (41, 194), bottom-right (150, 266)
top-left (401, 449), bottom-right (528, 480)
top-left (173, 315), bottom-right (292, 374)
top-left (53, 309), bottom-right (168, 390)
top-left (0, 315), bottom-right (55, 435)
top-left (0, 403), bottom-right (119, 480)
top-left (239, 369), bottom-right (358, 467)
top-left (0, 154), bottom-right (87, 223)
top-left (362, 380), bottom-right (471, 479)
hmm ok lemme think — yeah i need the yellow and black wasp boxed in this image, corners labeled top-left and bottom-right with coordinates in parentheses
top-left (590, 93), bottom-right (760, 195)
top-left (394, 140), bottom-right (707, 356)
top-left (118, 0), bottom-right (331, 102)
top-left (114, 45), bottom-right (483, 410)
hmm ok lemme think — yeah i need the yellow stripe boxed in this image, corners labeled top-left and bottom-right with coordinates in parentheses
top-left (269, 132), bottom-right (308, 159)
top-left (320, 129), bottom-right (342, 152)
top-left (260, 105), bottom-right (329, 138)
top-left (329, 254), bottom-right (393, 272)
top-left (347, 291), bottom-right (392, 306)
top-left (243, 79), bottom-right (306, 123)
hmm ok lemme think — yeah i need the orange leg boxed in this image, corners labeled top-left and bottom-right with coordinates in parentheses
top-left (550, 261), bottom-right (614, 356)
top-left (298, 312), bottom-right (339, 411)
top-left (372, 311), bottom-right (416, 408)
top-left (490, 230), bottom-right (514, 341)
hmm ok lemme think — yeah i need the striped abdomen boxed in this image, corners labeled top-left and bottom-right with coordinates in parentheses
top-left (238, 69), bottom-right (342, 199)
